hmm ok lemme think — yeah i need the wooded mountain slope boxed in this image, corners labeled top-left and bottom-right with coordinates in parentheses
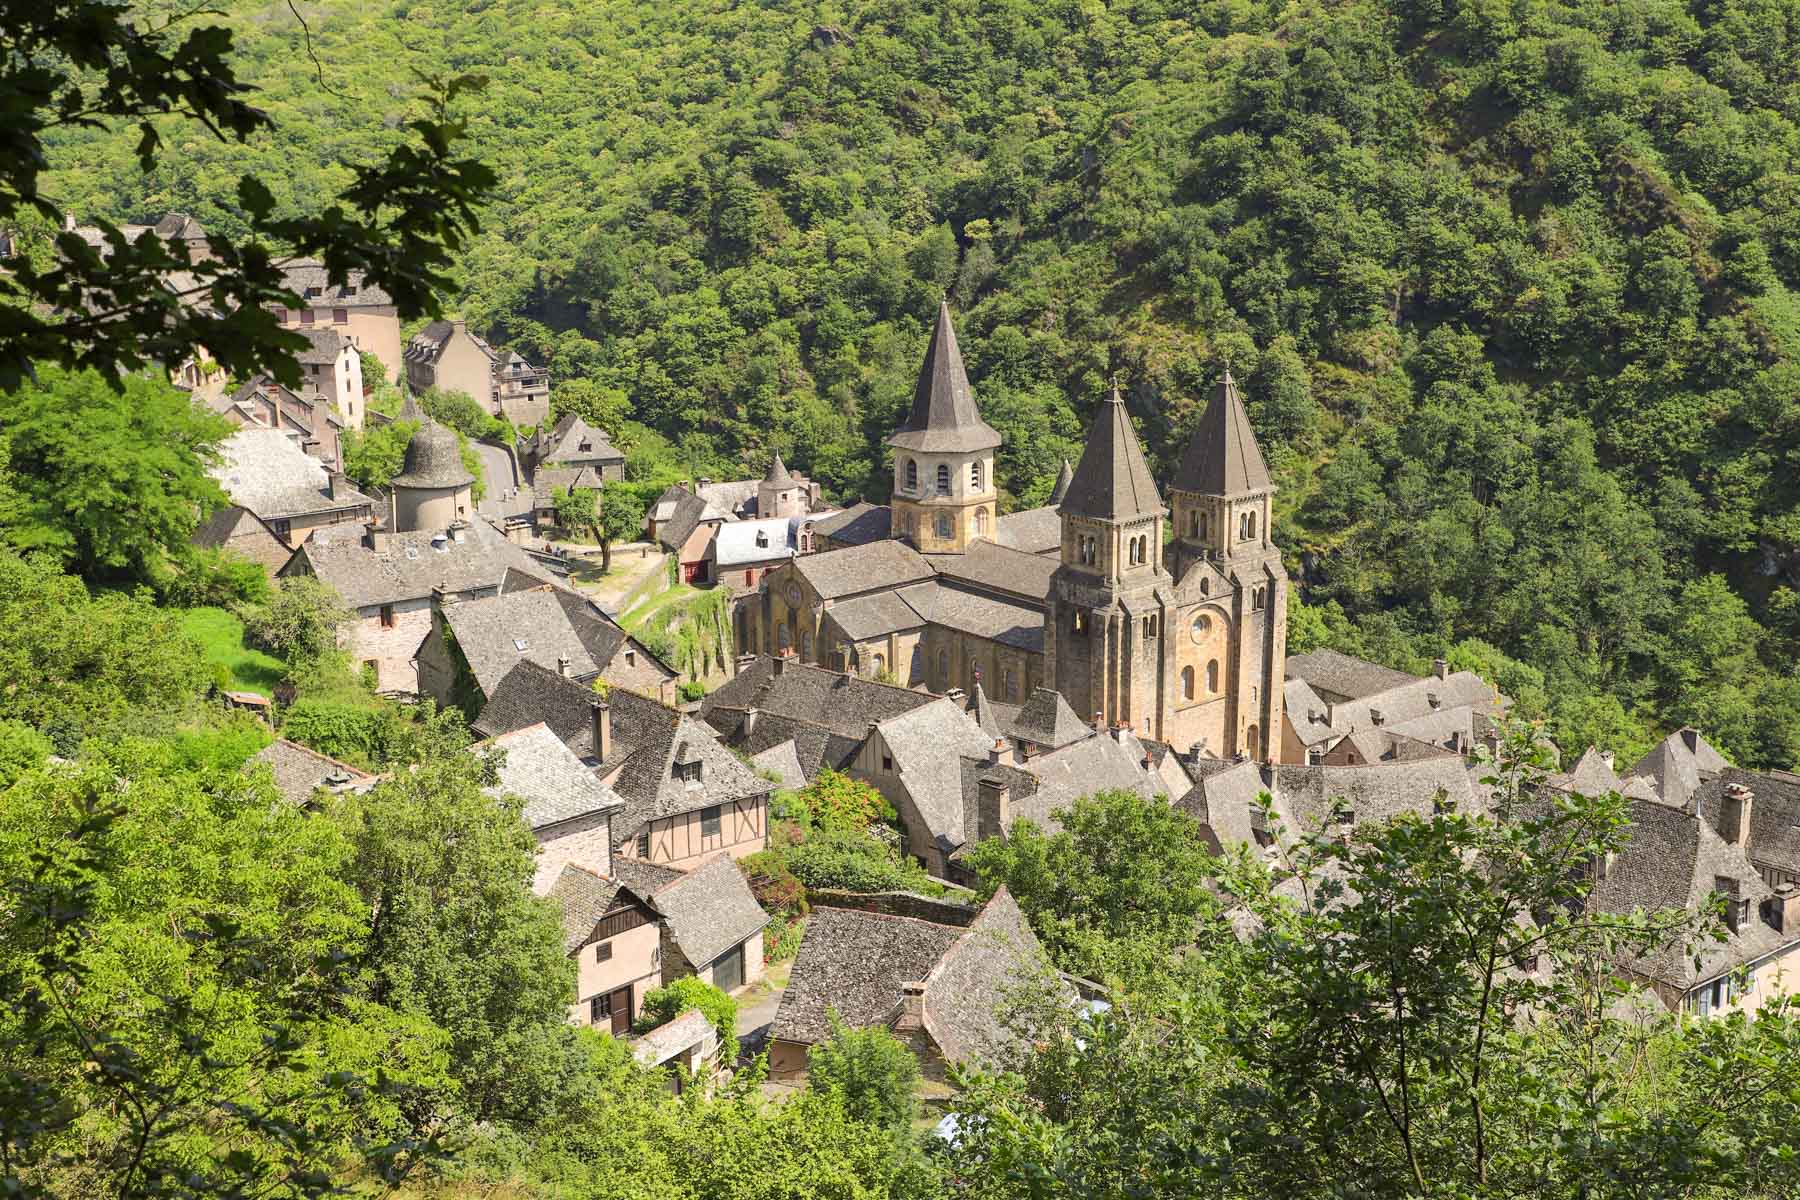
top-left (45, 0), bottom-right (1800, 766)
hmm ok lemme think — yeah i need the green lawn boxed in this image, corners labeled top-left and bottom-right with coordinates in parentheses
top-left (621, 582), bottom-right (702, 633)
top-left (179, 607), bottom-right (288, 695)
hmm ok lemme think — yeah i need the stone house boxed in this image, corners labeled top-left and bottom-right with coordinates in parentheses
top-left (472, 662), bottom-right (772, 870)
top-left (812, 502), bottom-right (894, 553)
top-left (633, 1009), bottom-right (719, 1091)
top-left (191, 505), bottom-right (293, 577)
top-left (208, 376), bottom-right (346, 468)
top-left (707, 516), bottom-right (807, 598)
top-left (275, 260), bottom-right (404, 385)
top-left (526, 414), bottom-right (626, 482)
top-left (414, 583), bottom-right (677, 710)
top-left (211, 427), bottom-right (374, 546)
top-left (293, 327), bottom-right (365, 431)
top-left (249, 739), bottom-right (375, 806)
top-left (647, 485), bottom-right (731, 584)
top-left (478, 722), bottom-right (626, 895)
top-left (403, 319), bottom-right (550, 427)
top-left (700, 655), bottom-right (938, 780)
top-left (1281, 648), bottom-right (1507, 766)
top-left (768, 888), bottom-right (1061, 1081)
top-left (280, 517), bottom-right (552, 693)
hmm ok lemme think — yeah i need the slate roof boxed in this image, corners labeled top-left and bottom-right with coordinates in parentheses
top-left (770, 907), bottom-right (964, 1045)
top-left (1285, 649), bottom-right (1420, 702)
top-left (700, 657), bottom-right (935, 743)
top-left (1048, 459), bottom-right (1073, 505)
top-left (1284, 678), bottom-right (1350, 750)
top-left (251, 739), bottom-right (374, 805)
top-left (193, 505), bottom-right (288, 552)
top-left (392, 419), bottom-right (474, 489)
top-left (279, 260), bottom-right (393, 307)
top-left (212, 428), bottom-right (372, 520)
top-left (547, 863), bottom-right (627, 953)
top-left (822, 591), bottom-right (928, 643)
top-left (634, 852), bottom-right (769, 971)
top-left (994, 506), bottom-right (1063, 556)
top-left (887, 301), bottom-right (1001, 453)
top-left (1175, 759), bottom-right (1275, 854)
top-left (533, 414), bottom-right (623, 467)
top-left (479, 722), bottom-right (623, 831)
top-left (994, 731), bottom-right (1164, 840)
top-left (1170, 371), bottom-right (1271, 497)
top-left (291, 519), bottom-right (545, 609)
top-left (533, 465), bottom-right (604, 496)
top-left (652, 487), bottom-right (721, 553)
top-left (634, 1008), bottom-right (716, 1067)
top-left (793, 539), bottom-right (933, 601)
top-left (898, 582), bottom-right (1045, 653)
top-left (812, 502), bottom-right (893, 547)
top-left (607, 690), bottom-right (772, 834)
top-left (475, 660), bottom-right (611, 753)
top-left (440, 586), bottom-right (629, 695)
top-left (1273, 757), bottom-right (1483, 835)
top-left (1059, 384), bottom-right (1162, 522)
top-left (1719, 767), bottom-right (1800, 875)
top-left (921, 888), bottom-right (1059, 1068)
top-left (1011, 688), bottom-right (1092, 749)
top-left (764, 451), bottom-right (796, 487)
top-left (927, 539), bottom-right (1057, 604)
top-left (1545, 747), bottom-right (1656, 802)
top-left (295, 326), bottom-right (348, 365)
top-left (877, 698), bottom-right (997, 848)
top-left (1632, 729), bottom-right (1731, 812)
top-left (696, 479), bottom-right (762, 519)
top-left (749, 740), bottom-right (808, 789)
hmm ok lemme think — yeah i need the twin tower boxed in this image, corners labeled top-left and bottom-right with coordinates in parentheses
top-left (888, 303), bottom-right (1287, 763)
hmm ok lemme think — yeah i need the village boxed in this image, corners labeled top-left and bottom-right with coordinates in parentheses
top-left (109, 201), bottom-right (1794, 1116)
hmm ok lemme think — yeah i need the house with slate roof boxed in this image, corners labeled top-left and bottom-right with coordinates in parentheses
top-left (403, 318), bottom-right (550, 426)
top-left (292, 327), bottom-right (365, 430)
top-left (414, 582), bottom-right (677, 710)
top-left (700, 655), bottom-right (937, 780)
top-left (1281, 650), bottom-right (1508, 767)
top-left (769, 888), bottom-right (1063, 1081)
top-left (479, 722), bottom-right (625, 894)
top-left (474, 662), bottom-right (771, 869)
top-left (207, 375), bottom-right (347, 467)
top-left (211, 427), bottom-right (374, 546)
top-left (249, 739), bottom-right (375, 806)
top-left (273, 259), bottom-right (403, 384)
top-left (192, 505), bottom-right (293, 577)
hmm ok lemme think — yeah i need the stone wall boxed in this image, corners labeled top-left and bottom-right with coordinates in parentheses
top-left (534, 811), bottom-right (614, 895)
top-left (808, 891), bottom-right (977, 926)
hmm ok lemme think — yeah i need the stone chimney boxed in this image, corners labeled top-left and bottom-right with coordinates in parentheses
top-left (895, 982), bottom-right (926, 1031)
top-left (1719, 782), bottom-right (1755, 847)
top-left (363, 518), bottom-right (389, 553)
top-left (772, 653), bottom-right (787, 678)
top-left (945, 687), bottom-right (966, 705)
top-left (987, 738), bottom-right (1005, 768)
top-left (1715, 875), bottom-right (1745, 934)
top-left (1763, 882), bottom-right (1800, 934)
top-left (742, 707), bottom-right (759, 741)
top-left (1110, 722), bottom-right (1128, 744)
top-left (1433, 657), bottom-right (1449, 680)
top-left (978, 772), bottom-right (1011, 843)
top-left (1093, 710), bottom-right (1105, 732)
top-left (430, 581), bottom-right (455, 609)
top-left (557, 655), bottom-right (572, 678)
top-left (589, 699), bottom-right (612, 763)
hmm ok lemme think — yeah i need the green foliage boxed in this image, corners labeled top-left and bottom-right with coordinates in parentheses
top-left (636, 976), bottom-right (738, 1063)
top-left (807, 1015), bottom-right (920, 1139)
top-left (0, 551), bottom-right (209, 752)
top-left (279, 695), bottom-right (469, 770)
top-left (341, 418), bottom-right (415, 491)
top-left (178, 605), bottom-right (289, 696)
top-left (162, 546), bottom-right (273, 609)
top-left (792, 769), bottom-right (895, 836)
top-left (0, 367), bottom-right (230, 587)
top-left (0, 720), bottom-right (53, 787)
top-left (239, 575), bottom-right (350, 666)
top-left (782, 829), bottom-right (933, 896)
top-left (422, 386), bottom-right (505, 441)
top-left (677, 680), bottom-right (707, 702)
top-left (633, 583), bottom-right (731, 682)
top-left (552, 483), bottom-right (597, 532)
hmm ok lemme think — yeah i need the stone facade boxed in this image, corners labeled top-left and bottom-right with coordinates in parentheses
top-left (888, 447), bottom-right (998, 553)
top-left (534, 812), bottom-right (615, 896)
top-left (349, 595), bottom-right (435, 693)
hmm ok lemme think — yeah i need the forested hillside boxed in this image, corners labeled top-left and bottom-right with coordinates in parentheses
top-left (44, 0), bottom-right (1800, 766)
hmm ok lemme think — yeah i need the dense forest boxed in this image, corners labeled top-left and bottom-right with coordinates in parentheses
top-left (43, 0), bottom-right (1800, 766)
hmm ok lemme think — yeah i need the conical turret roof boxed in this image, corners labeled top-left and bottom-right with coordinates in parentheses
top-left (1048, 458), bottom-right (1074, 506)
top-left (887, 300), bottom-right (1001, 453)
top-left (1172, 370), bottom-right (1271, 497)
top-left (1059, 383), bottom-right (1162, 522)
top-left (396, 390), bottom-right (425, 424)
top-left (392, 417), bottom-right (474, 489)
top-left (763, 450), bottom-right (796, 487)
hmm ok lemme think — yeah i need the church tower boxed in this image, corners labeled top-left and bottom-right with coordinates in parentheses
top-left (888, 302), bottom-right (1002, 552)
top-left (1044, 384), bottom-right (1176, 740)
top-left (1163, 371), bottom-right (1287, 763)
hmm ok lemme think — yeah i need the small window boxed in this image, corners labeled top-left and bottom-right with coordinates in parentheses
top-left (332, 307), bottom-right (348, 324)
top-left (1004, 668), bottom-right (1017, 700)
top-left (595, 941), bottom-right (613, 963)
top-left (936, 513), bottom-right (952, 538)
top-left (379, 604), bottom-right (396, 629)
top-left (305, 286), bottom-right (323, 298)
top-left (971, 460), bottom-right (983, 490)
top-left (636, 830), bottom-right (650, 859)
top-left (702, 806), bottom-right (722, 838)
top-left (269, 518), bottom-right (291, 540)
top-left (936, 463), bottom-right (950, 493)
top-left (974, 508), bottom-right (987, 535)
top-left (905, 459), bottom-right (917, 489)
top-left (1181, 666), bottom-right (1195, 700)
top-left (1207, 659), bottom-right (1220, 693)
top-left (589, 994), bottom-right (610, 1022)
top-left (677, 760), bottom-right (703, 784)
top-left (882, 754), bottom-right (894, 772)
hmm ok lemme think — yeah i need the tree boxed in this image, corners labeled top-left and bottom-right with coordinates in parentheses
top-left (0, 367), bottom-right (229, 586)
top-left (552, 484), bottom-right (598, 535)
top-left (793, 769), bottom-right (894, 835)
top-left (241, 575), bottom-right (349, 666)
top-left (598, 485), bottom-right (647, 573)
top-left (636, 976), bottom-right (738, 1062)
top-left (342, 418), bottom-right (418, 491)
top-left (807, 1015), bottom-right (920, 1138)
top-left (0, 1), bottom-right (495, 392)
top-left (334, 750), bottom-right (577, 1123)
top-left (551, 379), bottom-right (630, 433)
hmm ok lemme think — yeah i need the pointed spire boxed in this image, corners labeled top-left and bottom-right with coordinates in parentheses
top-left (970, 680), bottom-right (1002, 738)
top-left (887, 299), bottom-right (1001, 453)
top-left (1049, 458), bottom-right (1074, 506)
top-left (396, 390), bottom-right (425, 424)
top-left (1172, 369), bottom-right (1271, 497)
top-left (1059, 380), bottom-right (1162, 522)
top-left (763, 450), bottom-right (796, 487)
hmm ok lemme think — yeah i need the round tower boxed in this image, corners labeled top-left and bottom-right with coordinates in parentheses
top-left (758, 451), bottom-right (807, 520)
top-left (391, 417), bottom-right (474, 533)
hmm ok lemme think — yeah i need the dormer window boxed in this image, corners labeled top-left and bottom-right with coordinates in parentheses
top-left (755, 531), bottom-right (769, 548)
top-left (675, 760), bottom-right (703, 784)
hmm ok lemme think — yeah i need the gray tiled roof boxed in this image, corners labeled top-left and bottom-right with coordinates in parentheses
top-left (1174, 759), bottom-right (1273, 853)
top-left (1003, 732), bottom-right (1163, 835)
top-left (279, 260), bottom-right (393, 307)
top-left (653, 488), bottom-right (719, 553)
top-left (1059, 385), bottom-right (1162, 522)
top-left (1274, 757), bottom-right (1483, 835)
top-left (701, 657), bottom-right (935, 743)
top-left (548, 863), bottom-right (626, 953)
top-left (212, 428), bottom-right (372, 520)
top-left (994, 506), bottom-right (1062, 556)
top-left (193, 505), bottom-right (286, 552)
top-left (877, 698), bottom-right (997, 848)
top-left (479, 722), bottom-right (622, 831)
top-left (793, 539), bottom-right (933, 601)
top-left (534, 414), bottom-right (622, 467)
top-left (441, 586), bottom-right (629, 696)
top-left (250, 739), bottom-right (374, 805)
top-left (636, 853), bottom-right (769, 971)
top-left (749, 740), bottom-right (808, 789)
top-left (812, 502), bottom-right (893, 547)
top-left (770, 907), bottom-right (964, 1046)
top-left (696, 478), bottom-right (761, 519)
top-left (1632, 729), bottom-right (1731, 811)
top-left (927, 538), bottom-right (1057, 603)
top-left (1283, 678), bottom-right (1350, 749)
top-left (886, 301), bottom-right (1001, 454)
top-left (474, 660), bottom-right (611, 753)
top-left (711, 517), bottom-right (799, 567)
top-left (822, 590), bottom-right (928, 643)
top-left (295, 326), bottom-right (347, 365)
top-left (921, 888), bottom-right (1059, 1068)
top-left (1048, 459), bottom-right (1073, 505)
top-left (1010, 687), bottom-right (1092, 749)
top-left (292, 518), bottom-right (545, 609)
top-left (393, 419), bottom-right (474, 489)
top-left (898, 583), bottom-right (1044, 653)
top-left (1169, 371), bottom-right (1271, 497)
top-left (1723, 767), bottom-right (1800, 875)
top-left (634, 1008), bottom-right (716, 1067)
top-left (763, 451), bottom-right (796, 487)
top-left (1285, 648), bottom-right (1420, 702)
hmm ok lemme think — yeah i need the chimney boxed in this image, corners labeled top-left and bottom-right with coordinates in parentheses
top-left (772, 654), bottom-right (786, 678)
top-left (557, 655), bottom-right (572, 678)
top-left (1720, 782), bottom-right (1755, 847)
top-left (1110, 722), bottom-right (1128, 744)
top-left (63, 213), bottom-right (76, 232)
top-left (1370, 708), bottom-right (1385, 726)
top-left (1450, 730), bottom-right (1465, 755)
top-left (1764, 882), bottom-right (1800, 933)
top-left (1715, 875), bottom-right (1745, 934)
top-left (896, 982), bottom-right (926, 1030)
top-left (430, 582), bottom-right (455, 609)
top-left (742, 707), bottom-right (758, 741)
top-left (363, 519), bottom-right (389, 553)
top-left (1427, 691), bottom-right (1440, 710)
top-left (945, 687), bottom-right (966, 704)
top-left (1093, 710), bottom-right (1105, 731)
top-left (698, 477), bottom-right (713, 488)
top-left (1433, 657), bottom-right (1449, 680)
top-left (978, 772), bottom-right (1012, 842)
top-left (987, 738), bottom-right (1005, 768)
top-left (589, 699), bottom-right (612, 763)
top-left (326, 469), bottom-right (349, 500)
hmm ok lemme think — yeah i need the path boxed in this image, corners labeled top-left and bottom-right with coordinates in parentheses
top-left (472, 439), bottom-right (533, 523)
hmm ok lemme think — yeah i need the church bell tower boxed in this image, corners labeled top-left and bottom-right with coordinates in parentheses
top-left (887, 302), bottom-right (1002, 552)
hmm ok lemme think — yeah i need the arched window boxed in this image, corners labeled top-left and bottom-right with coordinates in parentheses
top-left (1247, 511), bottom-right (1257, 540)
top-left (1200, 577), bottom-right (1210, 596)
top-left (936, 463), bottom-right (950, 493)
top-left (974, 508), bottom-right (988, 536)
top-left (873, 653), bottom-right (886, 676)
top-left (1003, 668), bottom-right (1017, 699)
top-left (1238, 512), bottom-right (1249, 540)
top-left (1246, 724), bottom-right (1260, 760)
top-left (1206, 659), bottom-right (1220, 693)
top-left (1126, 538), bottom-right (1137, 566)
top-left (905, 459), bottom-right (917, 489)
top-left (778, 623), bottom-right (791, 652)
top-left (936, 513), bottom-right (952, 538)
top-left (1181, 666), bottom-right (1195, 700)
top-left (801, 630), bottom-right (813, 659)
top-left (971, 460), bottom-right (983, 490)
top-left (936, 648), bottom-right (949, 681)
top-left (1198, 511), bottom-right (1208, 539)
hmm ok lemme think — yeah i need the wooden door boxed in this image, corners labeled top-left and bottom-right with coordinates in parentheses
top-left (592, 985), bottom-right (632, 1036)
top-left (713, 943), bottom-right (744, 993)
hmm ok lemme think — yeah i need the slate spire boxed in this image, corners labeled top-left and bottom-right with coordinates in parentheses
top-left (397, 390), bottom-right (425, 424)
top-left (1048, 458), bottom-right (1074, 506)
top-left (1059, 381), bottom-right (1162, 522)
top-left (1171, 369), bottom-right (1271, 497)
top-left (887, 300), bottom-right (1002, 453)
top-left (763, 450), bottom-right (796, 487)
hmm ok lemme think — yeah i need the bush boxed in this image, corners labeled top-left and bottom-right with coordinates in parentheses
top-left (807, 1014), bottom-right (919, 1137)
top-left (0, 719), bottom-right (54, 786)
top-left (793, 769), bottom-right (893, 835)
top-left (678, 680), bottom-right (707, 702)
top-left (635, 977), bottom-right (738, 1062)
top-left (280, 698), bottom-right (378, 763)
top-left (163, 547), bottom-right (272, 608)
top-left (784, 830), bottom-right (931, 894)
top-left (764, 915), bottom-right (805, 964)
top-left (239, 576), bottom-right (349, 665)
top-left (741, 849), bottom-right (806, 915)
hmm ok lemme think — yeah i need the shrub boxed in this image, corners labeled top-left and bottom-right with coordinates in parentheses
top-left (794, 769), bottom-right (893, 835)
top-left (807, 1014), bottom-right (919, 1137)
top-left (280, 698), bottom-right (377, 763)
top-left (741, 849), bottom-right (806, 915)
top-left (239, 576), bottom-right (349, 665)
top-left (678, 680), bottom-right (707, 702)
top-left (636, 977), bottom-right (738, 1062)
top-left (0, 719), bottom-right (54, 786)
top-left (163, 547), bottom-right (272, 608)
top-left (785, 831), bottom-right (931, 894)
top-left (764, 915), bottom-right (805, 964)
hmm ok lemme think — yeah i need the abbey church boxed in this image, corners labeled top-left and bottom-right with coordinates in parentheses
top-left (739, 303), bottom-right (1288, 764)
